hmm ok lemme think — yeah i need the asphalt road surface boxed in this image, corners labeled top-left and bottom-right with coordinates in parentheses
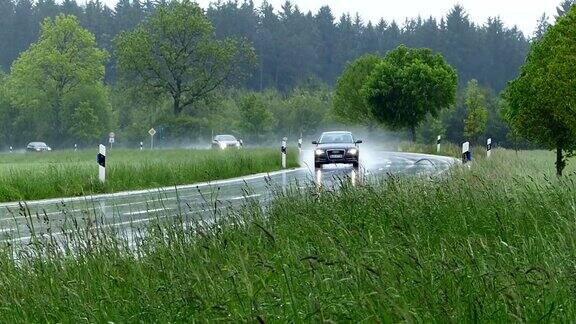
top-left (0, 151), bottom-right (457, 244)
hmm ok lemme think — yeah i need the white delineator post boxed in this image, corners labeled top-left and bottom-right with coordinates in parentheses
top-left (462, 141), bottom-right (471, 164)
top-left (437, 135), bottom-right (442, 153)
top-left (140, 141), bottom-right (143, 151)
top-left (9, 146), bottom-right (12, 153)
top-left (74, 144), bottom-right (77, 152)
top-left (487, 138), bottom-right (492, 158)
top-left (97, 144), bottom-right (106, 183)
top-left (298, 134), bottom-right (303, 155)
top-left (281, 137), bottom-right (287, 169)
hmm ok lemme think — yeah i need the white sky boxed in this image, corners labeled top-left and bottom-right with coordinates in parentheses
top-left (101, 0), bottom-right (562, 36)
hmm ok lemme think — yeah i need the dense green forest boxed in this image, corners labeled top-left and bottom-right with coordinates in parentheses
top-left (0, 0), bottom-right (571, 149)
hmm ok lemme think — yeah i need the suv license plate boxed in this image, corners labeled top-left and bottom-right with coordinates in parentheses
top-left (330, 154), bottom-right (343, 159)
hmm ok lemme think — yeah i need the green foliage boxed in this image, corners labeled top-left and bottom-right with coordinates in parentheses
top-left (114, 0), bottom-right (256, 116)
top-left (5, 14), bottom-right (108, 146)
top-left (333, 54), bottom-right (381, 126)
top-left (503, 7), bottom-right (576, 175)
top-left (239, 94), bottom-right (276, 143)
top-left (278, 87), bottom-right (331, 137)
top-left (363, 45), bottom-right (457, 141)
top-left (463, 79), bottom-right (488, 143)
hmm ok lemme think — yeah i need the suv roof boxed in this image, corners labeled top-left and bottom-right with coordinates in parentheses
top-left (321, 131), bottom-right (352, 134)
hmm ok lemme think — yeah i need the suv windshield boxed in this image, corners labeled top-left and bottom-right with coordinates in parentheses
top-left (215, 135), bottom-right (237, 141)
top-left (319, 133), bottom-right (354, 144)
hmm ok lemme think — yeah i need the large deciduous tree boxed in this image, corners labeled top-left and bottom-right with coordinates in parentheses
top-left (115, 0), bottom-right (256, 116)
top-left (363, 45), bottom-right (457, 141)
top-left (7, 14), bottom-right (110, 145)
top-left (333, 54), bottom-right (381, 127)
top-left (503, 6), bottom-right (576, 176)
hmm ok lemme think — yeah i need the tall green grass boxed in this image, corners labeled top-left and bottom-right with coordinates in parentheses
top-left (0, 148), bottom-right (299, 202)
top-left (0, 150), bottom-right (574, 321)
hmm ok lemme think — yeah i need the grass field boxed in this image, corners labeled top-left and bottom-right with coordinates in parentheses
top-left (0, 148), bottom-right (299, 202)
top-left (0, 149), bottom-right (574, 321)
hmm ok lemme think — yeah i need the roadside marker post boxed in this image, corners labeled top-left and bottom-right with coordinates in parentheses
top-left (74, 144), bottom-right (77, 152)
top-left (9, 146), bottom-right (12, 153)
top-left (140, 141), bottom-right (143, 151)
top-left (97, 144), bottom-right (106, 183)
top-left (462, 142), bottom-right (471, 164)
top-left (487, 138), bottom-right (492, 158)
top-left (298, 134), bottom-right (303, 155)
top-left (437, 135), bottom-right (441, 153)
top-left (149, 128), bottom-right (156, 149)
top-left (281, 137), bottom-right (287, 169)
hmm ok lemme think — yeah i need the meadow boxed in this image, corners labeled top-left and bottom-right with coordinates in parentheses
top-left (0, 149), bottom-right (574, 321)
top-left (0, 148), bottom-right (299, 202)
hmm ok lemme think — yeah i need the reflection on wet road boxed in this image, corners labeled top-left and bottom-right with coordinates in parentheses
top-left (0, 151), bottom-right (457, 244)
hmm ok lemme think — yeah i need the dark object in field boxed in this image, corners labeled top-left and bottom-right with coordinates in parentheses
top-left (212, 135), bottom-right (242, 150)
top-left (26, 142), bottom-right (52, 152)
top-left (312, 131), bottom-right (361, 169)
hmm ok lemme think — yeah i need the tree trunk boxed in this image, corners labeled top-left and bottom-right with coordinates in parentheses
top-left (410, 126), bottom-right (416, 143)
top-left (556, 145), bottom-right (565, 177)
top-left (173, 95), bottom-right (181, 115)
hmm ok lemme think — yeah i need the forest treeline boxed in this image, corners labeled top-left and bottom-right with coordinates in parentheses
top-left (0, 0), bottom-right (533, 90)
top-left (0, 0), bottom-right (571, 148)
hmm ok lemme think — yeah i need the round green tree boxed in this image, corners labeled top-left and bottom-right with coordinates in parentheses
top-left (7, 14), bottom-right (110, 146)
top-left (503, 7), bottom-right (576, 176)
top-left (363, 45), bottom-right (457, 141)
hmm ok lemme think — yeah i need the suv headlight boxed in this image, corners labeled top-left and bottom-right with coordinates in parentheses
top-left (315, 149), bottom-right (324, 156)
top-left (348, 148), bottom-right (358, 155)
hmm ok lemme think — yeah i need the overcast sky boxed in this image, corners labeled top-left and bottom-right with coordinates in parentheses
top-left (189, 0), bottom-right (559, 37)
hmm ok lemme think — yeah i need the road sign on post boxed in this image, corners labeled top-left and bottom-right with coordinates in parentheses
top-left (97, 144), bottom-right (106, 183)
top-left (109, 132), bottom-right (115, 148)
top-left (437, 135), bottom-right (442, 153)
top-left (148, 128), bottom-right (156, 149)
top-left (281, 137), bottom-right (287, 169)
top-left (487, 138), bottom-right (492, 158)
top-left (462, 142), bottom-right (471, 164)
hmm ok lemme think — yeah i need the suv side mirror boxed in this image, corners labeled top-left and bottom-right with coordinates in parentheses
top-left (355, 140), bottom-right (363, 144)
top-left (312, 141), bottom-right (319, 145)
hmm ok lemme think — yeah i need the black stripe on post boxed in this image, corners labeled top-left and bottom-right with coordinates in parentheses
top-left (97, 153), bottom-right (106, 167)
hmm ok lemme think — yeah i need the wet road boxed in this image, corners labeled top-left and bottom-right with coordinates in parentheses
top-left (0, 151), bottom-right (457, 244)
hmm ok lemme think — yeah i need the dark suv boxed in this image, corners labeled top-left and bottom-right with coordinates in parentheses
top-left (312, 131), bottom-right (362, 169)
